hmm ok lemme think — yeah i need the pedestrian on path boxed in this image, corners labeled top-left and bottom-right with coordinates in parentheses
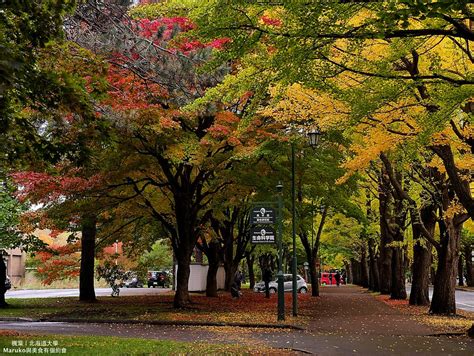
top-left (231, 270), bottom-right (243, 299)
top-left (335, 271), bottom-right (341, 287)
top-left (263, 268), bottom-right (273, 298)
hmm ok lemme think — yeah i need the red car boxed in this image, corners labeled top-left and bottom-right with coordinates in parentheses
top-left (320, 272), bottom-right (344, 286)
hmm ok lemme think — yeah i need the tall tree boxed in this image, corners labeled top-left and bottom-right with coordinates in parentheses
top-left (65, 2), bottom-right (237, 307)
top-left (8, 39), bottom-right (109, 302)
top-left (0, 183), bottom-right (45, 307)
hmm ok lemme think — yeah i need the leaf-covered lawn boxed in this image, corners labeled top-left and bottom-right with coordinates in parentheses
top-left (1, 290), bottom-right (318, 326)
top-left (0, 330), bottom-right (284, 355)
top-left (376, 294), bottom-right (474, 334)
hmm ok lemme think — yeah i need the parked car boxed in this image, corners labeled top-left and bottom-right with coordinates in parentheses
top-left (253, 274), bottom-right (308, 294)
top-left (320, 272), bottom-right (345, 286)
top-left (147, 271), bottom-right (170, 288)
top-left (123, 276), bottom-right (143, 288)
top-left (5, 276), bottom-right (11, 290)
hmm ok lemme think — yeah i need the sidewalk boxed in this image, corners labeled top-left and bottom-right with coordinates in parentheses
top-left (248, 286), bottom-right (473, 354)
top-left (307, 286), bottom-right (434, 335)
top-left (0, 285), bottom-right (473, 355)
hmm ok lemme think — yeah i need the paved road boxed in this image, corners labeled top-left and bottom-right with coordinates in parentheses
top-left (5, 287), bottom-right (171, 299)
top-left (406, 286), bottom-right (474, 312)
top-left (455, 289), bottom-right (474, 312)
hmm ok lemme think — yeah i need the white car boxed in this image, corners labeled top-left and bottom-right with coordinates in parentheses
top-left (254, 274), bottom-right (308, 294)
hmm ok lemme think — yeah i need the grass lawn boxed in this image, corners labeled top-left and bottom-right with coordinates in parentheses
top-left (1, 289), bottom-right (317, 326)
top-left (0, 331), bottom-right (269, 355)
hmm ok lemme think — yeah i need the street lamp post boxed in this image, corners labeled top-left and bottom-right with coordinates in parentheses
top-left (276, 182), bottom-right (285, 321)
top-left (290, 128), bottom-right (321, 317)
top-left (291, 129), bottom-right (321, 316)
top-left (291, 142), bottom-right (298, 316)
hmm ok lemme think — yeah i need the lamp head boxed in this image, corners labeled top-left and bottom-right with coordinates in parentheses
top-left (276, 182), bottom-right (283, 192)
top-left (307, 128), bottom-right (321, 147)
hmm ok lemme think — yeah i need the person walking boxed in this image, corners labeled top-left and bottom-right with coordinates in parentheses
top-left (231, 270), bottom-right (243, 299)
top-left (263, 267), bottom-right (273, 298)
top-left (335, 270), bottom-right (341, 287)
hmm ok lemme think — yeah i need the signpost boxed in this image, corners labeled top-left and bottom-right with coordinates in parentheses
top-left (250, 200), bottom-right (284, 321)
top-left (250, 205), bottom-right (276, 245)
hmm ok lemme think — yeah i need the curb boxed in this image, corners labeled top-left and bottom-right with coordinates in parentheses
top-left (455, 287), bottom-right (474, 292)
top-left (0, 317), bottom-right (304, 331)
top-left (0, 317), bottom-right (36, 322)
top-left (427, 332), bottom-right (466, 337)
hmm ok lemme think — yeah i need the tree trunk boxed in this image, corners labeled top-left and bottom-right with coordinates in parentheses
top-left (299, 228), bottom-right (320, 296)
top-left (205, 240), bottom-right (220, 297)
top-left (174, 250), bottom-right (192, 308)
top-left (378, 173), bottom-right (393, 295)
top-left (430, 219), bottom-right (461, 315)
top-left (351, 258), bottom-right (361, 285)
top-left (409, 239), bottom-right (431, 305)
top-left (409, 205), bottom-right (435, 306)
top-left (368, 238), bottom-right (380, 292)
top-left (360, 242), bottom-right (369, 288)
top-left (259, 253), bottom-right (275, 276)
top-left (431, 144), bottom-right (474, 220)
top-left (300, 232), bottom-right (320, 296)
top-left (211, 208), bottom-right (250, 292)
top-left (389, 234), bottom-right (407, 300)
top-left (389, 169), bottom-right (408, 300)
top-left (464, 244), bottom-right (474, 287)
top-left (378, 234), bottom-right (392, 294)
top-left (310, 255), bottom-right (319, 296)
top-left (458, 253), bottom-right (464, 286)
top-left (299, 207), bottom-right (326, 297)
top-left (0, 256), bottom-right (7, 308)
top-left (206, 262), bottom-right (219, 297)
top-left (245, 253), bottom-right (255, 289)
top-left (79, 214), bottom-right (97, 302)
top-left (172, 194), bottom-right (201, 308)
top-left (430, 266), bottom-right (436, 286)
top-left (223, 236), bottom-right (234, 291)
top-left (345, 261), bottom-right (353, 284)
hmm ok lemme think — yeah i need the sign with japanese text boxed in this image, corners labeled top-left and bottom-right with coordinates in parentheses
top-left (251, 227), bottom-right (276, 244)
top-left (251, 207), bottom-right (275, 225)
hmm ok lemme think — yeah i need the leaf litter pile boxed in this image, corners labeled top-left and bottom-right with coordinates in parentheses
top-left (376, 294), bottom-right (474, 334)
top-left (11, 290), bottom-right (317, 327)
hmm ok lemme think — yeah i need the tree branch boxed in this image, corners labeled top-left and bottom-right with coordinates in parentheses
top-left (380, 153), bottom-right (441, 250)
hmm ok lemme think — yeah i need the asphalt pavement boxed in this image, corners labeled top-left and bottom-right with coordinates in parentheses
top-left (5, 287), bottom-right (171, 299)
top-left (405, 285), bottom-right (474, 312)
